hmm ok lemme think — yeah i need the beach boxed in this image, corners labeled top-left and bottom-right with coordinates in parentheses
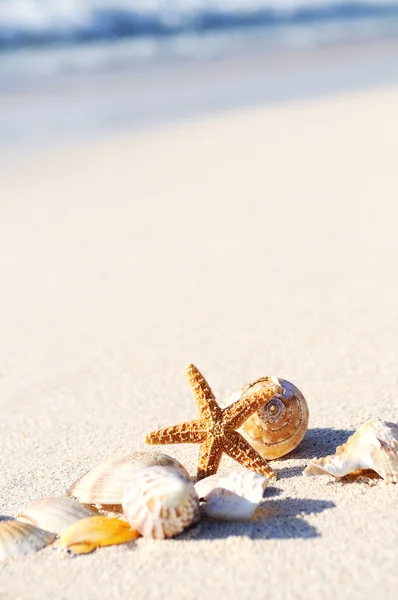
top-left (0, 70), bottom-right (398, 598)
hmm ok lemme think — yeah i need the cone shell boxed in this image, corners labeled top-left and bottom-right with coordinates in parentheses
top-left (224, 377), bottom-right (309, 460)
top-left (0, 520), bottom-right (55, 561)
top-left (53, 516), bottom-right (140, 555)
top-left (67, 451), bottom-right (191, 506)
top-left (122, 466), bottom-right (200, 539)
top-left (16, 497), bottom-right (96, 534)
top-left (304, 418), bottom-right (398, 483)
top-left (195, 471), bottom-right (269, 521)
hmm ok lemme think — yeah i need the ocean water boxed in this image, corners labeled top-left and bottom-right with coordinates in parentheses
top-left (1, 1), bottom-right (398, 84)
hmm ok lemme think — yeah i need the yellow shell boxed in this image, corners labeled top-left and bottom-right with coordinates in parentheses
top-left (224, 377), bottom-right (309, 460)
top-left (53, 516), bottom-right (140, 555)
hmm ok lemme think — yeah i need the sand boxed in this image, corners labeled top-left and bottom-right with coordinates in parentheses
top-left (0, 83), bottom-right (398, 599)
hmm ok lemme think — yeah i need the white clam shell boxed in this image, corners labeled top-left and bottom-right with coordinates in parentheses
top-left (67, 451), bottom-right (191, 505)
top-left (195, 471), bottom-right (269, 521)
top-left (304, 418), bottom-right (398, 483)
top-left (122, 466), bottom-right (200, 539)
top-left (16, 497), bottom-right (96, 534)
top-left (0, 520), bottom-right (55, 561)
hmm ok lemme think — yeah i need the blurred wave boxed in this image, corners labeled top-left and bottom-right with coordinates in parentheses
top-left (1, 0), bottom-right (398, 49)
top-left (1, 2), bottom-right (398, 151)
top-left (1, 1), bottom-right (398, 87)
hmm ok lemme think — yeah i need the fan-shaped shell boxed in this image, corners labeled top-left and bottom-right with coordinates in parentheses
top-left (304, 418), bottom-right (398, 483)
top-left (195, 471), bottom-right (269, 521)
top-left (67, 451), bottom-right (190, 506)
top-left (122, 466), bottom-right (200, 539)
top-left (16, 497), bottom-right (96, 534)
top-left (0, 520), bottom-right (55, 561)
top-left (54, 516), bottom-right (140, 555)
top-left (224, 377), bottom-right (309, 460)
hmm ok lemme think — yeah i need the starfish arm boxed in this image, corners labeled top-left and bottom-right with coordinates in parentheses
top-left (145, 419), bottom-right (207, 445)
top-left (222, 430), bottom-right (276, 479)
top-left (186, 363), bottom-right (222, 422)
top-left (197, 436), bottom-right (223, 480)
top-left (223, 380), bottom-right (279, 430)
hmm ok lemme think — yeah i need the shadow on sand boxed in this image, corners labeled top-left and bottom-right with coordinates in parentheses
top-left (265, 427), bottom-right (354, 480)
top-left (282, 426), bottom-right (355, 461)
top-left (179, 496), bottom-right (335, 542)
top-left (172, 428), bottom-right (350, 542)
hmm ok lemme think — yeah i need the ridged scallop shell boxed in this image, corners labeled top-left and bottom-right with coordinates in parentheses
top-left (304, 418), bottom-right (398, 483)
top-left (0, 520), bottom-right (55, 561)
top-left (54, 516), bottom-right (140, 555)
top-left (122, 466), bottom-right (200, 539)
top-left (195, 471), bottom-right (269, 521)
top-left (67, 451), bottom-right (190, 506)
top-left (16, 497), bottom-right (96, 534)
top-left (223, 376), bottom-right (309, 460)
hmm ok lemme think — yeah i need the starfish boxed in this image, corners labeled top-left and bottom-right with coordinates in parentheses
top-left (145, 364), bottom-right (280, 480)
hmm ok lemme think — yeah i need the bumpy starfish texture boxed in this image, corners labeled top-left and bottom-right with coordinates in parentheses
top-left (145, 364), bottom-right (280, 480)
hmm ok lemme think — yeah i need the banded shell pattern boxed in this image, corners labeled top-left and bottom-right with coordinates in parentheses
top-left (54, 516), bottom-right (140, 555)
top-left (195, 470), bottom-right (269, 521)
top-left (16, 497), bottom-right (96, 534)
top-left (67, 451), bottom-right (191, 506)
top-left (224, 377), bottom-right (309, 460)
top-left (304, 418), bottom-right (398, 483)
top-left (122, 466), bottom-right (200, 539)
top-left (0, 520), bottom-right (55, 561)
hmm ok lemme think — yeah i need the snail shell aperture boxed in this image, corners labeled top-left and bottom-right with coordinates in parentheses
top-left (224, 377), bottom-right (309, 460)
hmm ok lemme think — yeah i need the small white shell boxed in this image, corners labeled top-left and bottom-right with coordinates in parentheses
top-left (67, 451), bottom-right (191, 506)
top-left (0, 520), bottom-right (55, 561)
top-left (195, 471), bottom-right (269, 521)
top-left (122, 466), bottom-right (200, 539)
top-left (304, 418), bottom-right (398, 483)
top-left (16, 497), bottom-right (96, 534)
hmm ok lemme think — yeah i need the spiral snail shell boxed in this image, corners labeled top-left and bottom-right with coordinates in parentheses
top-left (223, 376), bottom-right (309, 460)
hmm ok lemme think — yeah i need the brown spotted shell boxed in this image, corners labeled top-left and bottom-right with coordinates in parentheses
top-left (122, 466), bottom-right (200, 539)
top-left (224, 377), bottom-right (309, 460)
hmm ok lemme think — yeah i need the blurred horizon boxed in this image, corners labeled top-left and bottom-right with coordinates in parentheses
top-left (1, 1), bottom-right (398, 85)
top-left (1, 1), bottom-right (398, 154)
